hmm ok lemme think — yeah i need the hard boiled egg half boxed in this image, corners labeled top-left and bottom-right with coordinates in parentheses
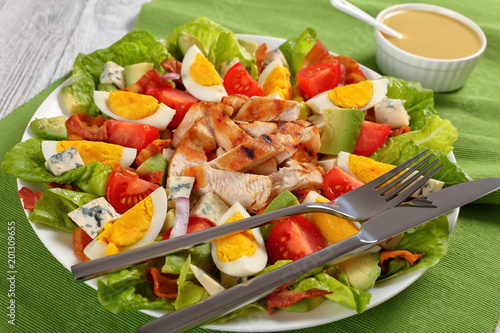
top-left (306, 78), bottom-right (388, 114)
top-left (84, 187), bottom-right (167, 260)
top-left (258, 57), bottom-right (292, 100)
top-left (181, 45), bottom-right (227, 103)
top-left (41, 140), bottom-right (136, 168)
top-left (94, 90), bottom-right (175, 130)
top-left (211, 202), bottom-right (267, 277)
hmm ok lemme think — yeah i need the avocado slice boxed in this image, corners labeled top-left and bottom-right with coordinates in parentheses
top-left (60, 86), bottom-right (79, 114)
top-left (337, 252), bottom-right (381, 291)
top-left (124, 62), bottom-right (154, 87)
top-left (278, 296), bottom-right (325, 313)
top-left (319, 107), bottom-right (364, 155)
top-left (29, 116), bottom-right (68, 140)
top-left (135, 153), bottom-right (167, 186)
top-left (178, 31), bottom-right (206, 56)
top-left (97, 83), bottom-right (118, 92)
top-left (238, 39), bottom-right (258, 56)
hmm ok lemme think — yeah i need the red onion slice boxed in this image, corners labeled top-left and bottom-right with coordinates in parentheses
top-left (170, 197), bottom-right (190, 238)
top-left (162, 73), bottom-right (181, 81)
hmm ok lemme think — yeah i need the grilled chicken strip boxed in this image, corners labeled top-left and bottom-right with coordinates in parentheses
top-left (232, 96), bottom-right (301, 122)
top-left (208, 134), bottom-right (284, 172)
top-left (269, 160), bottom-right (324, 199)
top-left (219, 94), bottom-right (249, 116)
top-left (184, 165), bottom-right (272, 213)
top-left (238, 121), bottom-right (277, 137)
top-left (171, 102), bottom-right (204, 147)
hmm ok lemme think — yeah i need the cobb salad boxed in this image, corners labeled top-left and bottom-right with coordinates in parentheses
top-left (2, 17), bottom-right (471, 326)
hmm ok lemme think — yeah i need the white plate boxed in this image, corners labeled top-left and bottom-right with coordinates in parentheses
top-left (17, 34), bottom-right (458, 332)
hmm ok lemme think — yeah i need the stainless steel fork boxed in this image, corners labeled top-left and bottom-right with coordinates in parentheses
top-left (71, 149), bottom-right (442, 281)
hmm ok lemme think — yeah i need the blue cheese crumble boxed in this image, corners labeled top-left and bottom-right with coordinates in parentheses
top-left (67, 197), bottom-right (121, 238)
top-left (45, 146), bottom-right (85, 177)
top-left (100, 61), bottom-right (125, 89)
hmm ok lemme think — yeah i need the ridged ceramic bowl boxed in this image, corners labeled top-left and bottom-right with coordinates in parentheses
top-left (374, 3), bottom-right (487, 92)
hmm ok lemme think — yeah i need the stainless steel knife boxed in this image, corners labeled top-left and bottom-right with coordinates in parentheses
top-left (137, 177), bottom-right (500, 333)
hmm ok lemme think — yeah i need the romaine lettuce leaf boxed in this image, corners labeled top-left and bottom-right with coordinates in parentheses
top-left (279, 27), bottom-right (317, 80)
top-left (385, 77), bottom-right (438, 131)
top-left (164, 16), bottom-right (231, 60)
top-left (370, 137), bottom-right (471, 186)
top-left (97, 261), bottom-right (175, 314)
top-left (1, 138), bottom-right (111, 196)
top-left (28, 188), bottom-right (97, 232)
top-left (378, 215), bottom-right (449, 280)
top-left (72, 30), bottom-right (170, 115)
top-left (161, 243), bottom-right (215, 279)
top-left (174, 255), bottom-right (209, 310)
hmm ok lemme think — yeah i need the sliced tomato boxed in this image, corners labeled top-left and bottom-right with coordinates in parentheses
top-left (162, 217), bottom-right (215, 240)
top-left (145, 86), bottom-right (198, 128)
top-left (323, 167), bottom-right (364, 201)
top-left (223, 63), bottom-right (264, 97)
top-left (353, 121), bottom-right (392, 156)
top-left (73, 227), bottom-right (92, 262)
top-left (105, 169), bottom-right (159, 214)
top-left (267, 215), bottom-right (326, 263)
top-left (65, 113), bottom-right (107, 141)
top-left (296, 61), bottom-right (341, 98)
top-left (106, 119), bottom-right (159, 152)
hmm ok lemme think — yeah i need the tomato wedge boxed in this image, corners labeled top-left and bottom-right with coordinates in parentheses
top-left (162, 217), bottom-right (215, 240)
top-left (353, 121), bottom-right (392, 156)
top-left (223, 63), bottom-right (264, 97)
top-left (296, 61), bottom-right (341, 98)
top-left (267, 215), bottom-right (326, 263)
top-left (145, 86), bottom-right (198, 128)
top-left (323, 167), bottom-right (364, 201)
top-left (105, 169), bottom-right (159, 214)
top-left (106, 119), bottom-right (159, 152)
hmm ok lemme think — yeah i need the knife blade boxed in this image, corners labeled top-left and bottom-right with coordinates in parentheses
top-left (137, 177), bottom-right (500, 333)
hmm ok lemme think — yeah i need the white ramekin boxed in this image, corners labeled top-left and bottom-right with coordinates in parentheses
top-left (374, 3), bottom-right (487, 92)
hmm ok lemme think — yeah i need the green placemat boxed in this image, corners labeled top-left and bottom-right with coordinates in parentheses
top-left (1, 0), bottom-right (499, 332)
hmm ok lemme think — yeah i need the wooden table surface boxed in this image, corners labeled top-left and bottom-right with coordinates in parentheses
top-left (0, 0), bottom-right (149, 120)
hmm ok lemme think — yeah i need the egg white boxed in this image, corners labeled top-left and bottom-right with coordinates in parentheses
top-left (84, 187), bottom-right (168, 260)
top-left (181, 45), bottom-right (227, 103)
top-left (257, 57), bottom-right (284, 91)
top-left (305, 78), bottom-right (388, 114)
top-left (93, 90), bottom-right (175, 130)
top-left (41, 140), bottom-right (136, 168)
top-left (335, 151), bottom-right (358, 180)
top-left (211, 202), bottom-right (267, 277)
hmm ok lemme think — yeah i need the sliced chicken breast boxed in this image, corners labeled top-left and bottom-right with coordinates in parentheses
top-left (233, 96), bottom-right (300, 122)
top-left (269, 160), bottom-right (324, 198)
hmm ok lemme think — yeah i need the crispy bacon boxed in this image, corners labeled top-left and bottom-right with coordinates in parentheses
top-left (65, 113), bottom-right (107, 141)
top-left (135, 139), bottom-right (171, 167)
top-left (141, 171), bottom-right (164, 185)
top-left (73, 227), bottom-right (92, 262)
top-left (17, 187), bottom-right (41, 210)
top-left (379, 249), bottom-right (425, 273)
top-left (266, 287), bottom-right (331, 314)
top-left (48, 182), bottom-right (80, 192)
top-left (147, 267), bottom-right (178, 298)
top-left (390, 126), bottom-right (411, 137)
top-left (255, 43), bottom-right (268, 74)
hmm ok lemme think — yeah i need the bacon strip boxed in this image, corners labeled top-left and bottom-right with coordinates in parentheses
top-left (17, 187), bottom-right (42, 210)
top-left (65, 113), bottom-right (107, 141)
top-left (135, 139), bottom-right (171, 167)
top-left (266, 287), bottom-right (331, 314)
top-left (379, 250), bottom-right (425, 273)
top-left (147, 267), bottom-right (178, 298)
top-left (73, 227), bottom-right (92, 262)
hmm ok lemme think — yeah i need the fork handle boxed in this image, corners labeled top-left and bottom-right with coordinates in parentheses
top-left (138, 233), bottom-right (367, 333)
top-left (72, 202), bottom-right (354, 281)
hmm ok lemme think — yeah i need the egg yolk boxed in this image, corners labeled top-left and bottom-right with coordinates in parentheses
top-left (347, 154), bottom-right (395, 184)
top-left (96, 196), bottom-right (154, 250)
top-left (108, 91), bottom-right (159, 120)
top-left (215, 212), bottom-right (257, 263)
top-left (261, 65), bottom-right (292, 100)
top-left (191, 53), bottom-right (222, 86)
top-left (57, 141), bottom-right (124, 167)
top-left (328, 80), bottom-right (373, 109)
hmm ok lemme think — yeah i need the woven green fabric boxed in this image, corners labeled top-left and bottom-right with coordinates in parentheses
top-left (1, 0), bottom-right (498, 332)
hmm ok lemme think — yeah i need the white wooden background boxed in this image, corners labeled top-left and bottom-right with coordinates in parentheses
top-left (0, 0), bottom-right (150, 120)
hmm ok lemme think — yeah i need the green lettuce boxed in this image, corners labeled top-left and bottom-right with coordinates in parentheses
top-left (161, 243), bottom-right (215, 279)
top-left (279, 27), bottom-right (317, 80)
top-left (174, 255), bottom-right (209, 310)
top-left (1, 138), bottom-right (111, 196)
top-left (97, 261), bottom-right (175, 314)
top-left (164, 16), bottom-right (231, 60)
top-left (29, 188), bottom-right (97, 232)
top-left (72, 31), bottom-right (170, 115)
top-left (378, 215), bottom-right (449, 280)
top-left (370, 137), bottom-right (471, 186)
top-left (385, 77), bottom-right (438, 130)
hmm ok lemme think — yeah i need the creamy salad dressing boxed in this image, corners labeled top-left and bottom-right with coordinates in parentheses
top-left (380, 10), bottom-right (482, 59)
